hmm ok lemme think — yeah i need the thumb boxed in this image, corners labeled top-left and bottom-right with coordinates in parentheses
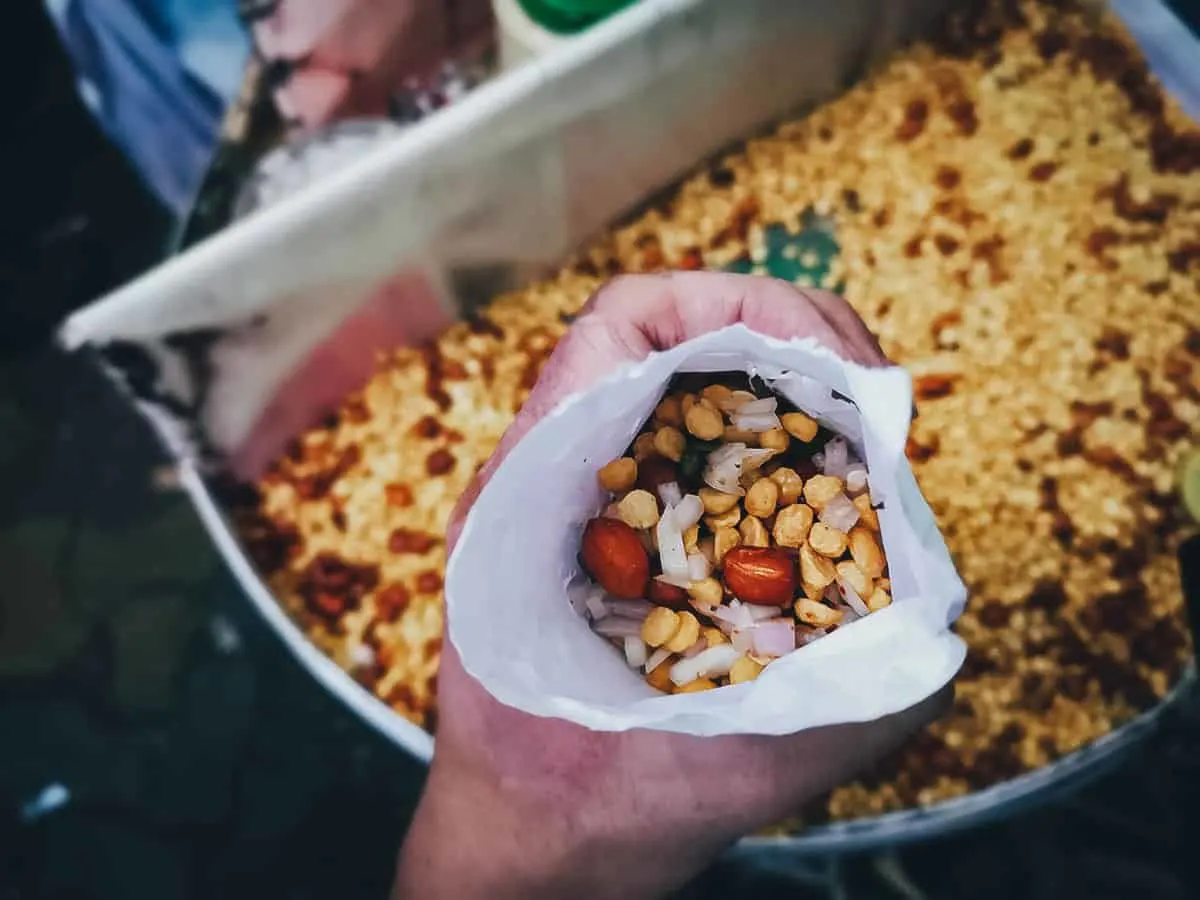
top-left (446, 312), bottom-right (647, 551)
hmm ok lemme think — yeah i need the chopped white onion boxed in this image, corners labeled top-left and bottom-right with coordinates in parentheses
top-left (845, 465), bottom-right (869, 496)
top-left (657, 504), bottom-right (690, 580)
top-left (748, 603), bottom-right (781, 622)
top-left (819, 492), bottom-right (860, 532)
top-left (683, 638), bottom-right (707, 659)
top-left (719, 390), bottom-right (759, 412)
top-left (752, 619), bottom-right (797, 658)
top-left (594, 617), bottom-right (644, 639)
top-left (839, 576), bottom-right (871, 617)
top-left (603, 598), bottom-right (655, 620)
top-left (731, 629), bottom-right (756, 654)
top-left (567, 579), bottom-right (593, 617)
top-left (812, 452), bottom-right (825, 469)
top-left (730, 412), bottom-right (782, 432)
top-left (644, 647), bottom-right (672, 674)
top-left (585, 592), bottom-right (609, 621)
top-left (703, 443), bottom-right (749, 495)
top-left (703, 444), bottom-right (777, 495)
top-left (822, 437), bottom-right (850, 477)
top-left (742, 448), bottom-right (777, 470)
top-left (669, 644), bottom-right (742, 686)
top-left (733, 397), bottom-right (778, 415)
top-left (657, 481), bottom-right (683, 508)
top-left (687, 553), bottom-right (711, 582)
top-left (674, 494), bottom-right (704, 529)
top-left (711, 600), bottom-right (756, 630)
top-left (624, 636), bottom-right (648, 667)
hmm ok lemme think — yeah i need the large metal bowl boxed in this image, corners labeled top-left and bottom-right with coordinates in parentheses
top-left (70, 0), bottom-right (1200, 864)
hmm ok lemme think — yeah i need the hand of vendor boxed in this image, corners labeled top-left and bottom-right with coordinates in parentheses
top-left (393, 273), bottom-right (952, 900)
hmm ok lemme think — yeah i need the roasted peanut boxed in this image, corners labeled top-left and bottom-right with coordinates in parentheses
top-left (738, 515), bottom-right (770, 547)
top-left (683, 523), bottom-right (700, 554)
top-left (723, 547), bottom-right (797, 606)
top-left (597, 457), bottom-right (637, 493)
top-left (655, 394), bottom-right (684, 428)
top-left (642, 607), bottom-right (681, 648)
top-left (759, 428), bottom-right (791, 452)
top-left (665, 611), bottom-right (701, 653)
top-left (702, 626), bottom-right (729, 647)
top-left (647, 579), bottom-right (689, 610)
top-left (803, 474), bottom-right (845, 511)
top-left (646, 662), bottom-right (675, 692)
top-left (781, 412), bottom-right (819, 442)
top-left (853, 494), bottom-right (880, 531)
top-left (800, 542), bottom-right (837, 588)
top-left (680, 393), bottom-right (698, 416)
top-left (697, 536), bottom-right (716, 565)
top-left (687, 577), bottom-right (724, 607)
top-left (808, 522), bottom-right (849, 558)
top-left (849, 526), bottom-right (885, 578)
top-left (685, 403), bottom-right (725, 441)
top-left (705, 506), bottom-right (742, 531)
top-left (713, 526), bottom-right (741, 563)
top-left (744, 477), bottom-right (780, 518)
top-left (699, 487), bottom-right (741, 515)
top-left (582, 517), bottom-right (650, 598)
top-left (618, 489), bottom-right (660, 529)
top-left (794, 597), bottom-right (845, 627)
top-left (633, 433), bottom-right (657, 461)
top-left (701, 384), bottom-right (735, 409)
top-left (729, 656), bottom-right (764, 684)
top-left (770, 466), bottom-right (804, 505)
top-left (835, 560), bottom-right (873, 597)
top-left (654, 426), bottom-right (686, 462)
top-left (728, 390), bottom-right (758, 408)
top-left (866, 586), bottom-right (893, 612)
top-left (675, 678), bottom-right (717, 693)
top-left (773, 503), bottom-right (814, 547)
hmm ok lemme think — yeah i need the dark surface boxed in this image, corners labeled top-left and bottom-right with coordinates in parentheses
top-left (3, 3), bottom-right (1200, 899)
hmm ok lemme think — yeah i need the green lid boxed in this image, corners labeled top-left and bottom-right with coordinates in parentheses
top-left (517, 0), bottom-right (637, 35)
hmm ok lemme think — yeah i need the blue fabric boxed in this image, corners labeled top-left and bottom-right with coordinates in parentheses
top-left (44, 0), bottom-right (250, 216)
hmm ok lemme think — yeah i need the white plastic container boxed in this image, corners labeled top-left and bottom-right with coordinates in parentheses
top-left (492, 0), bottom-right (571, 70)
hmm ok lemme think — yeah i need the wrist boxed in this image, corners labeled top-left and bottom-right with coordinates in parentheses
top-left (393, 754), bottom-right (711, 900)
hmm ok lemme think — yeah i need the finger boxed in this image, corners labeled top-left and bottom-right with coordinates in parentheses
top-left (445, 314), bottom-right (647, 549)
top-left (507, 272), bottom-right (858, 448)
top-left (587, 272), bottom-right (849, 354)
top-left (793, 287), bottom-right (892, 368)
top-left (449, 273), bottom-right (881, 545)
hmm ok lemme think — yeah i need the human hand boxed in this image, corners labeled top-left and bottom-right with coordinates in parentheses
top-left (393, 273), bottom-right (952, 900)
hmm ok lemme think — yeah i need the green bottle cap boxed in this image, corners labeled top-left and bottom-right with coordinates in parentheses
top-left (517, 0), bottom-right (637, 35)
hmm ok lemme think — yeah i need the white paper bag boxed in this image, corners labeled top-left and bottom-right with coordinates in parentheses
top-left (445, 325), bottom-right (967, 735)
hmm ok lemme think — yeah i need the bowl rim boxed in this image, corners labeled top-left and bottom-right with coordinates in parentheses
top-left (185, 456), bottom-right (1196, 853)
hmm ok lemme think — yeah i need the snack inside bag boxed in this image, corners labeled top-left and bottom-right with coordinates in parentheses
top-left (445, 325), bottom-right (966, 735)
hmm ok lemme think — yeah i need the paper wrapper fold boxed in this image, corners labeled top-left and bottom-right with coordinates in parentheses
top-left (445, 325), bottom-right (967, 735)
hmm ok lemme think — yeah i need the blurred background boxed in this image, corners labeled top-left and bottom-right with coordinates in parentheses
top-left (2, 2), bottom-right (1200, 898)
